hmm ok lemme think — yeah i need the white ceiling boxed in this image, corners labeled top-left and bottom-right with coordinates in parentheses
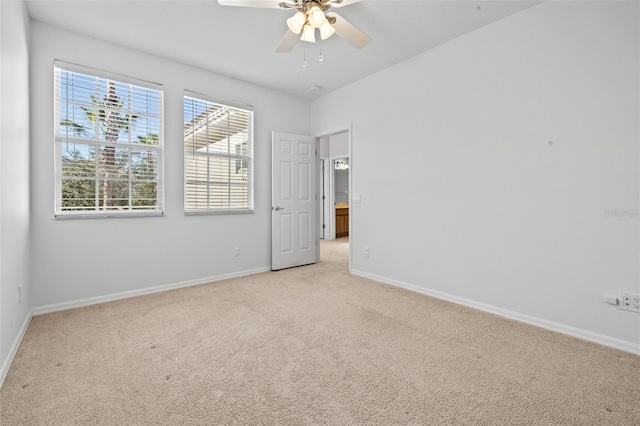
top-left (25, 0), bottom-right (540, 100)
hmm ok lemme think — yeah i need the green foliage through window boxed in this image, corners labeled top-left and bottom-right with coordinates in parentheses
top-left (54, 63), bottom-right (163, 216)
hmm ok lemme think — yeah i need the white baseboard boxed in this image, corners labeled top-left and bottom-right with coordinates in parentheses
top-left (0, 309), bottom-right (33, 389)
top-left (33, 266), bottom-right (271, 316)
top-left (351, 269), bottom-right (640, 356)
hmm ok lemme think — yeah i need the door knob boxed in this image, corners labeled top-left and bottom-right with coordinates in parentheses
top-left (273, 206), bottom-right (285, 211)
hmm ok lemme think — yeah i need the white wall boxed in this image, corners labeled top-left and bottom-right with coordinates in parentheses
top-left (30, 22), bottom-right (310, 309)
top-left (311, 1), bottom-right (640, 351)
top-left (335, 169), bottom-right (348, 204)
top-left (0, 0), bottom-right (31, 383)
top-left (329, 132), bottom-right (348, 158)
top-left (319, 136), bottom-right (329, 158)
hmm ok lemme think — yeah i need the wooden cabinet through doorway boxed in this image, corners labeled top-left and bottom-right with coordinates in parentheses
top-left (335, 204), bottom-right (349, 238)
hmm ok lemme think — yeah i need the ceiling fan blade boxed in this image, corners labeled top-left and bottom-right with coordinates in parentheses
top-left (327, 0), bottom-right (361, 8)
top-left (327, 12), bottom-right (370, 49)
top-left (217, 0), bottom-right (283, 9)
top-left (276, 30), bottom-right (299, 53)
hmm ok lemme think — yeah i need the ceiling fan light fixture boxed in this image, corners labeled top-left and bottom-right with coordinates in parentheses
top-left (307, 5), bottom-right (326, 28)
top-left (319, 19), bottom-right (335, 40)
top-left (286, 11), bottom-right (306, 34)
top-left (301, 24), bottom-right (316, 43)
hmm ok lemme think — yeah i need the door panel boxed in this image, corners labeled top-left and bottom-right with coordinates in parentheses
top-left (280, 213), bottom-right (292, 253)
top-left (280, 161), bottom-right (292, 201)
top-left (272, 131), bottom-right (317, 270)
top-left (299, 212), bottom-right (311, 250)
top-left (299, 162), bottom-right (310, 200)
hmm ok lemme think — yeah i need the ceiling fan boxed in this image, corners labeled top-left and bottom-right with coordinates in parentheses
top-left (217, 0), bottom-right (371, 52)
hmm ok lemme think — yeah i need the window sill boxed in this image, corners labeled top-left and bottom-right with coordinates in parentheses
top-left (184, 209), bottom-right (254, 216)
top-left (54, 210), bottom-right (165, 220)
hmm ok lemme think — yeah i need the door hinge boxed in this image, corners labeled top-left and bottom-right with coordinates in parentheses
top-left (322, 224), bottom-right (325, 229)
top-left (322, 195), bottom-right (325, 200)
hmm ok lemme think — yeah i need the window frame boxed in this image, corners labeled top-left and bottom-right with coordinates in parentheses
top-left (53, 61), bottom-right (165, 219)
top-left (183, 90), bottom-right (255, 215)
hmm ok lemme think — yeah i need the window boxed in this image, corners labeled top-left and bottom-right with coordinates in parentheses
top-left (183, 92), bottom-right (254, 214)
top-left (54, 62), bottom-right (163, 218)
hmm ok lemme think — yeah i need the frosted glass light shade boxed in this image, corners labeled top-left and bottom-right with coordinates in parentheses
top-left (319, 19), bottom-right (335, 40)
top-left (301, 25), bottom-right (316, 43)
top-left (307, 6), bottom-right (325, 28)
top-left (287, 12), bottom-right (306, 34)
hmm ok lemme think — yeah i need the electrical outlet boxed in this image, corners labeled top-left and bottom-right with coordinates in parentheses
top-left (18, 283), bottom-right (23, 304)
top-left (364, 247), bottom-right (370, 258)
top-left (618, 291), bottom-right (640, 313)
top-left (234, 246), bottom-right (240, 257)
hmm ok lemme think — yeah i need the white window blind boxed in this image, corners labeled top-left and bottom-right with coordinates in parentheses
top-left (183, 93), bottom-right (254, 214)
top-left (54, 62), bottom-right (164, 217)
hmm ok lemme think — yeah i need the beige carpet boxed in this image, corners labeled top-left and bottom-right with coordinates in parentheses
top-left (1, 238), bottom-right (639, 425)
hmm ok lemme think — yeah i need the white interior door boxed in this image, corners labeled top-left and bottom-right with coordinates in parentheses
top-left (272, 131), bottom-right (317, 270)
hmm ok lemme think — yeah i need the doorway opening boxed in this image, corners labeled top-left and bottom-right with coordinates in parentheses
top-left (317, 128), bottom-right (351, 272)
top-left (334, 158), bottom-right (349, 239)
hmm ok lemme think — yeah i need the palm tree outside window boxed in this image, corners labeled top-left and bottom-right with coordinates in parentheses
top-left (54, 62), bottom-right (164, 217)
